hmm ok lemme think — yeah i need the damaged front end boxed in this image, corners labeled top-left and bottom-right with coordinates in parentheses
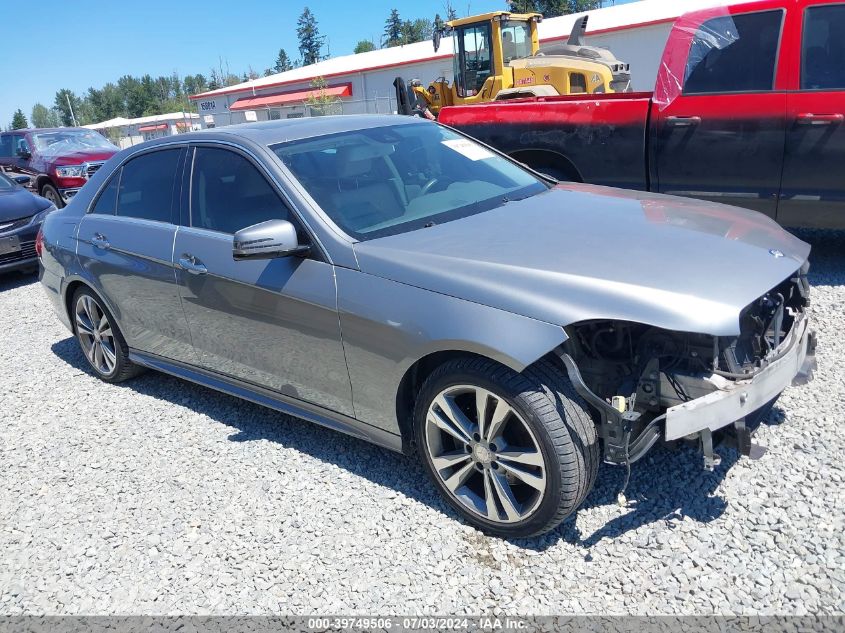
top-left (556, 267), bottom-right (817, 474)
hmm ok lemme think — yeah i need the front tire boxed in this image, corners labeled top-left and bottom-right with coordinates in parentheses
top-left (72, 287), bottom-right (142, 383)
top-left (41, 183), bottom-right (64, 208)
top-left (414, 357), bottom-right (598, 538)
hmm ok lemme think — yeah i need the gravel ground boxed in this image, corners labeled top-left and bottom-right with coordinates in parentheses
top-left (1, 231), bottom-right (844, 616)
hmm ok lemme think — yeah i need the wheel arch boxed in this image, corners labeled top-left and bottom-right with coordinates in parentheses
top-left (62, 277), bottom-right (122, 335)
top-left (393, 338), bottom-right (567, 454)
top-left (34, 174), bottom-right (55, 194)
top-left (508, 149), bottom-right (583, 182)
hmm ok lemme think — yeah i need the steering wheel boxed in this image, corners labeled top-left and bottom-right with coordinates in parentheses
top-left (419, 178), bottom-right (440, 196)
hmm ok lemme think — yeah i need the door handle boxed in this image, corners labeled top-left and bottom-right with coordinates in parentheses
top-left (91, 233), bottom-right (110, 250)
top-left (796, 113), bottom-right (844, 126)
top-left (178, 254), bottom-right (207, 275)
top-left (665, 115), bottom-right (702, 128)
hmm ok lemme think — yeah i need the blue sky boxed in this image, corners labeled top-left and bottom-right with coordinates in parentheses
top-left (1, 0), bottom-right (634, 127)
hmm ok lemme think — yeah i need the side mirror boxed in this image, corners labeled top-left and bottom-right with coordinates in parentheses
top-left (232, 219), bottom-right (310, 260)
top-left (16, 149), bottom-right (31, 159)
top-left (13, 175), bottom-right (31, 186)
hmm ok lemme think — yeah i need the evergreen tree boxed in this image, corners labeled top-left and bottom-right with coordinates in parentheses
top-left (383, 9), bottom-right (404, 47)
top-left (401, 19), bottom-right (433, 44)
top-left (54, 89), bottom-right (82, 126)
top-left (354, 40), bottom-right (376, 54)
top-left (273, 48), bottom-right (293, 74)
top-left (11, 109), bottom-right (28, 129)
top-left (297, 7), bottom-right (324, 66)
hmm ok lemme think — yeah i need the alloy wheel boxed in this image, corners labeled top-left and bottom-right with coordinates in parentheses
top-left (424, 385), bottom-right (547, 524)
top-left (75, 295), bottom-right (117, 376)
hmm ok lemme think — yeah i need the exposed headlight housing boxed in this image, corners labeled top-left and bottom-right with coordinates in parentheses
top-left (29, 204), bottom-right (57, 225)
top-left (55, 165), bottom-right (85, 178)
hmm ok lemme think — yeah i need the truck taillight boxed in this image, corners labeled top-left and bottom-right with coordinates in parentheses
top-left (35, 229), bottom-right (44, 258)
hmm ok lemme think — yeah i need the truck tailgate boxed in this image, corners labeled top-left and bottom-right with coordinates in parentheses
top-left (440, 92), bottom-right (654, 191)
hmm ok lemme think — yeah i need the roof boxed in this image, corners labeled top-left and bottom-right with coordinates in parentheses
top-left (189, 0), bottom-right (732, 101)
top-left (83, 111), bottom-right (200, 130)
top-left (229, 83), bottom-right (352, 111)
top-left (142, 114), bottom-right (429, 148)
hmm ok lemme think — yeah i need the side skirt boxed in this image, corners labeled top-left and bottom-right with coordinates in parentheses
top-left (129, 350), bottom-right (404, 453)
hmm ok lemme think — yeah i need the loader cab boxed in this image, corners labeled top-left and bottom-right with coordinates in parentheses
top-left (446, 12), bottom-right (541, 103)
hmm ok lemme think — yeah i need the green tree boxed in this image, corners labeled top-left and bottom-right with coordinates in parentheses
top-left (305, 76), bottom-right (342, 116)
top-left (508, 0), bottom-right (537, 12)
top-left (383, 9), bottom-right (404, 47)
top-left (273, 48), bottom-right (293, 73)
top-left (11, 109), bottom-right (28, 129)
top-left (31, 103), bottom-right (52, 128)
top-left (536, 0), bottom-right (601, 17)
top-left (297, 7), bottom-right (323, 66)
top-left (354, 39), bottom-right (376, 54)
top-left (402, 18), bottom-right (433, 44)
top-left (54, 89), bottom-right (83, 126)
top-left (445, 1), bottom-right (457, 20)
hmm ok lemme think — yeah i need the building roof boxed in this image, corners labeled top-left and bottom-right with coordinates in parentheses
top-left (83, 111), bottom-right (200, 130)
top-left (189, 0), bottom-right (732, 102)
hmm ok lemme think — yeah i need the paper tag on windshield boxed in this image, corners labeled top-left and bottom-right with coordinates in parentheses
top-left (442, 138), bottom-right (495, 161)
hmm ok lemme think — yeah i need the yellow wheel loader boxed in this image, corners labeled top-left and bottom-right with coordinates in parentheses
top-left (394, 12), bottom-right (631, 118)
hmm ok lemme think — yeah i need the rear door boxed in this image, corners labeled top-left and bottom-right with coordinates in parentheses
top-left (778, 1), bottom-right (845, 228)
top-left (653, 7), bottom-right (788, 219)
top-left (173, 144), bottom-right (354, 417)
top-left (76, 146), bottom-right (195, 363)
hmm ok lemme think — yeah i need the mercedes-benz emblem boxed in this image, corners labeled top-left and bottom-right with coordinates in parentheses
top-left (769, 249), bottom-right (784, 258)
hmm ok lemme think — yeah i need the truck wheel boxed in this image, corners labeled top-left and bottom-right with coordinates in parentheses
top-left (414, 357), bottom-right (598, 538)
top-left (41, 183), bottom-right (64, 208)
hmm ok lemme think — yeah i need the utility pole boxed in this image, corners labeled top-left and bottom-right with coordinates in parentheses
top-left (65, 93), bottom-right (78, 127)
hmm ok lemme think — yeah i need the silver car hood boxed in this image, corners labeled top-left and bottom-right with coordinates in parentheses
top-left (352, 184), bottom-right (810, 336)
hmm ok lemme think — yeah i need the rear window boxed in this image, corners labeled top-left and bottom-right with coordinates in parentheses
top-left (684, 10), bottom-right (783, 94)
top-left (116, 149), bottom-right (181, 223)
top-left (801, 4), bottom-right (845, 90)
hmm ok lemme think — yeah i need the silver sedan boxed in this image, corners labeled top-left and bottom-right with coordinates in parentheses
top-left (38, 115), bottom-right (815, 537)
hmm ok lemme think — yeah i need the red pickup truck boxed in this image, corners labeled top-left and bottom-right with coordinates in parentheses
top-left (439, 0), bottom-right (845, 229)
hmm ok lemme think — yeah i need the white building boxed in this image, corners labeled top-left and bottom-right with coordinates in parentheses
top-left (84, 112), bottom-right (201, 148)
top-left (189, 0), bottom-right (727, 128)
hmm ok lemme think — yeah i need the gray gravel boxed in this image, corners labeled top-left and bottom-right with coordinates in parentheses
top-left (1, 230), bottom-right (844, 616)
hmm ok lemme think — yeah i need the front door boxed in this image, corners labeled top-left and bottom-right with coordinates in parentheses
top-left (76, 147), bottom-right (195, 363)
top-left (779, 2), bottom-right (845, 228)
top-left (173, 145), bottom-right (354, 417)
top-left (654, 9), bottom-right (787, 219)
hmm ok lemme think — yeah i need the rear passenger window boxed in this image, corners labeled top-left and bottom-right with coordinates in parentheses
top-left (91, 171), bottom-right (120, 215)
top-left (684, 11), bottom-right (783, 95)
top-left (116, 149), bottom-right (181, 223)
top-left (190, 147), bottom-right (290, 234)
top-left (801, 5), bottom-right (845, 90)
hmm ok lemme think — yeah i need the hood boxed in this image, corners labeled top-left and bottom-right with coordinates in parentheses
top-left (353, 184), bottom-right (810, 336)
top-left (0, 186), bottom-right (51, 223)
top-left (47, 150), bottom-right (117, 167)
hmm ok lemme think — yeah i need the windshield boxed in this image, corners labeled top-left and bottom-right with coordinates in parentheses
top-left (0, 173), bottom-right (14, 189)
top-left (272, 122), bottom-right (546, 240)
top-left (31, 130), bottom-right (117, 156)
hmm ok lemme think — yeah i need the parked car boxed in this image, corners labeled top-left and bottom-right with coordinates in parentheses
top-left (0, 127), bottom-right (118, 209)
top-left (39, 116), bottom-right (816, 537)
top-left (0, 172), bottom-right (54, 275)
top-left (439, 0), bottom-right (845, 229)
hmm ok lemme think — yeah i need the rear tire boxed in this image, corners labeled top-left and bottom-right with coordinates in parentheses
top-left (71, 287), bottom-right (142, 383)
top-left (414, 356), bottom-right (599, 538)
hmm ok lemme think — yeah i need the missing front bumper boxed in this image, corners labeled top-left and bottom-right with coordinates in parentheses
top-left (664, 314), bottom-right (816, 442)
